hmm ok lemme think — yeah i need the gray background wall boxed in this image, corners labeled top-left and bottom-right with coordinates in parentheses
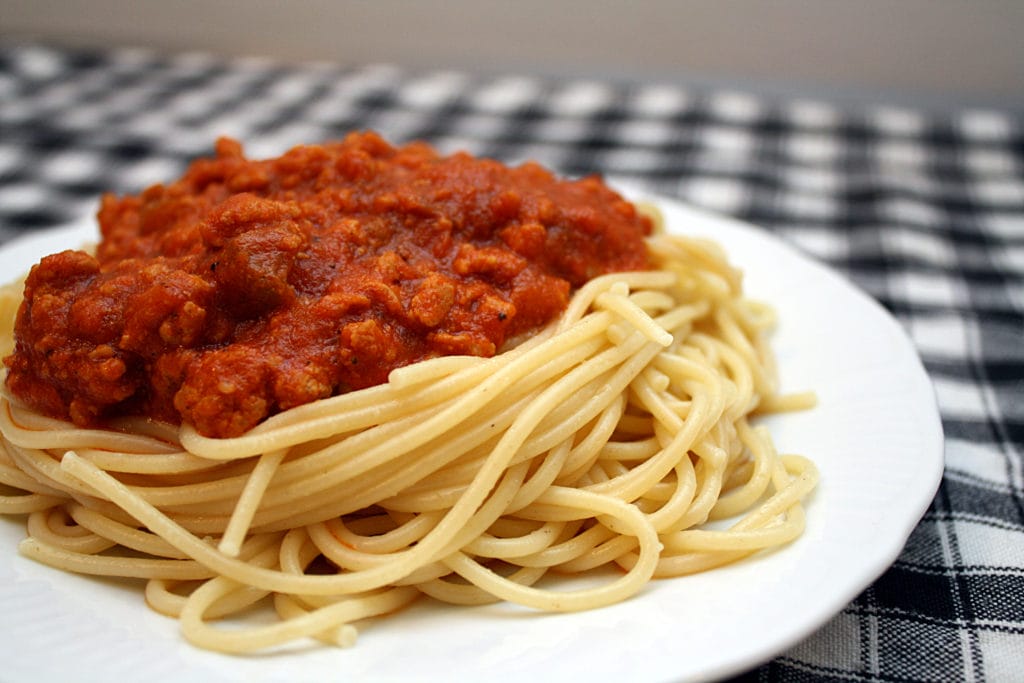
top-left (4, 0), bottom-right (1022, 110)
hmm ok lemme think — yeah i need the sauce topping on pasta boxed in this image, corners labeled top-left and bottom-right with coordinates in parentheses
top-left (4, 132), bottom-right (651, 437)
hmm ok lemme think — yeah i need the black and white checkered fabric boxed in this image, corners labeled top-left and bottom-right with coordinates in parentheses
top-left (2, 41), bottom-right (1022, 682)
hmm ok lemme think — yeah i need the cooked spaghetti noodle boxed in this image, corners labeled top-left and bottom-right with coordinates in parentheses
top-left (0, 208), bottom-right (817, 652)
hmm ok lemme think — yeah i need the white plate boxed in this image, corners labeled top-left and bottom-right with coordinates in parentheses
top-left (0, 194), bottom-right (943, 683)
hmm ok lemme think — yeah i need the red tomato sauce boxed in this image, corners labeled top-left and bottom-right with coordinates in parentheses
top-left (4, 132), bottom-right (652, 437)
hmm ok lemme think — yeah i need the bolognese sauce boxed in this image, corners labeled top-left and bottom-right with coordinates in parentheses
top-left (4, 132), bottom-right (651, 438)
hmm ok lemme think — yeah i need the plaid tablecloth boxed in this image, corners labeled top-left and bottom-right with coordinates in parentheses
top-left (1, 42), bottom-right (1022, 682)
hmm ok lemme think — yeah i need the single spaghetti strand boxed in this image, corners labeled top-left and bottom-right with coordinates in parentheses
top-left (218, 448), bottom-right (287, 556)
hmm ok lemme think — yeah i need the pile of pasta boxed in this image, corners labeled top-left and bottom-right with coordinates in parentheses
top-left (0, 225), bottom-right (817, 653)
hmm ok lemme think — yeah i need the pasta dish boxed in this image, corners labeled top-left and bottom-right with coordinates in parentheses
top-left (0, 133), bottom-right (817, 653)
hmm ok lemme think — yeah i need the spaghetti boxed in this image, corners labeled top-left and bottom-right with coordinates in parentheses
top-left (0, 151), bottom-right (817, 654)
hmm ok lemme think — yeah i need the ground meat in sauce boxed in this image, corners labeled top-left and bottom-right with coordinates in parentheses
top-left (4, 132), bottom-right (652, 438)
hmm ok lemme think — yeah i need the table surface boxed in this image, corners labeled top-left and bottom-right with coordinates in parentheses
top-left (1, 41), bottom-right (1022, 682)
